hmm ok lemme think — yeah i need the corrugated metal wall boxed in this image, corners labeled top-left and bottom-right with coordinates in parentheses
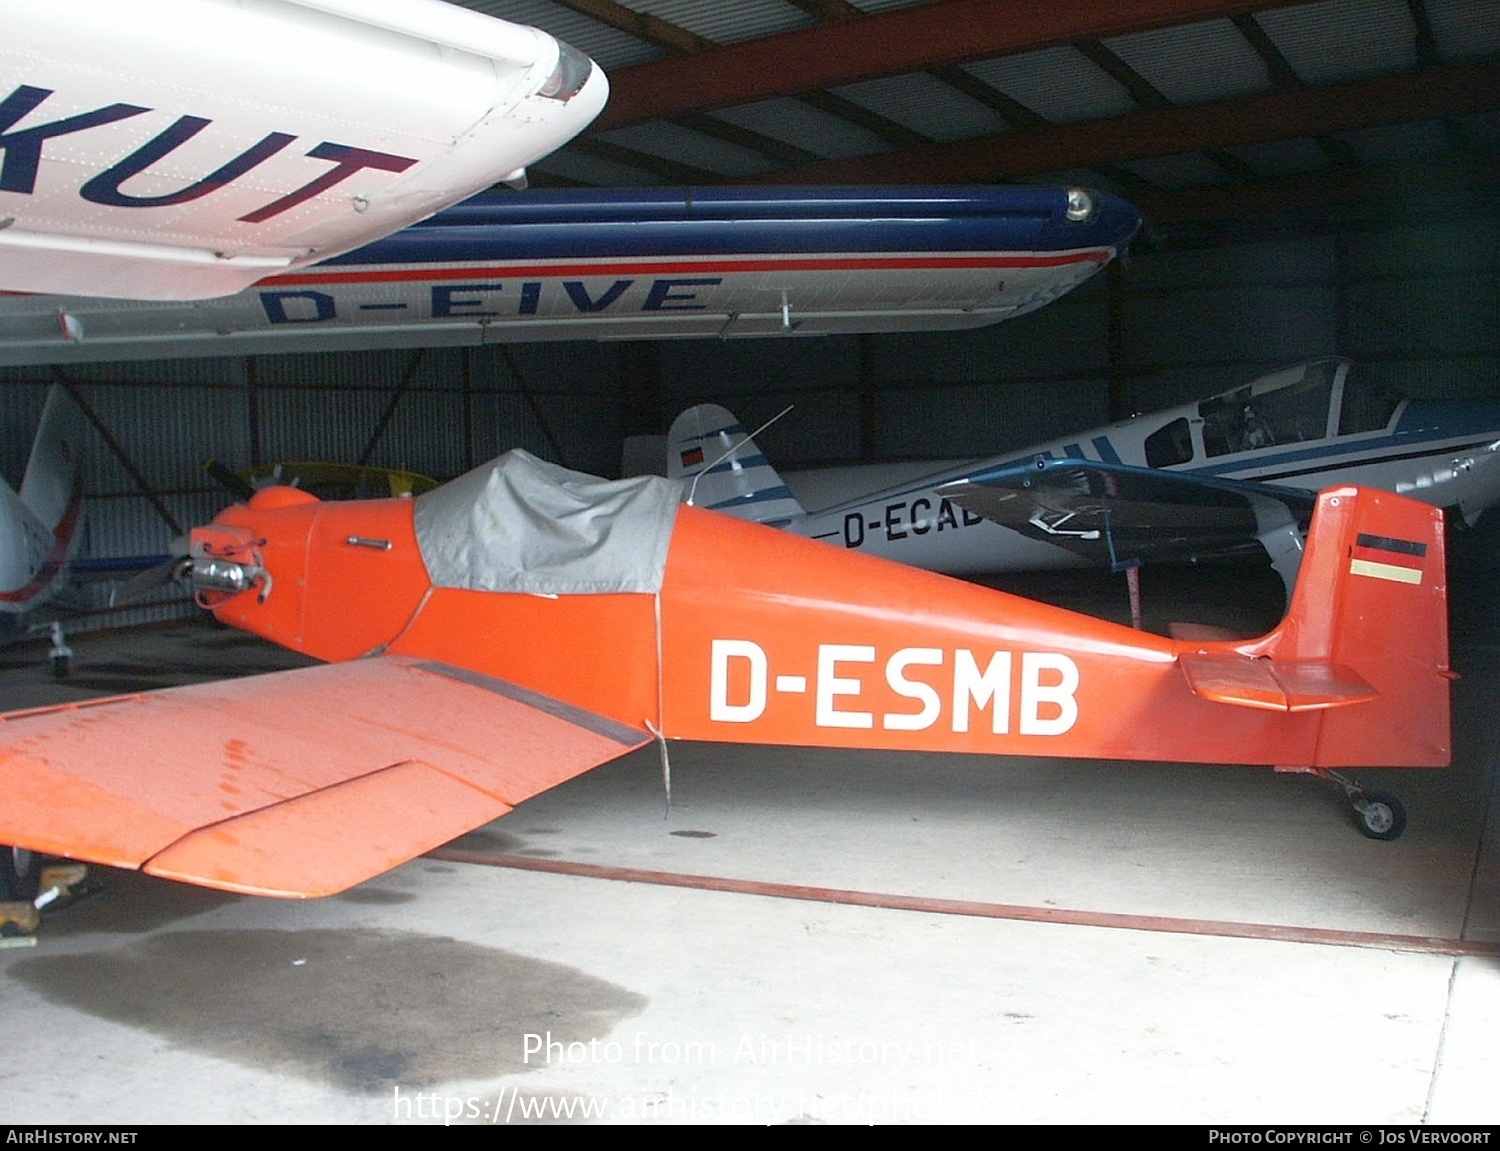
top-left (0, 341), bottom-right (626, 638)
top-left (660, 215), bottom-right (1498, 466)
top-left (0, 214), bottom-right (1494, 641)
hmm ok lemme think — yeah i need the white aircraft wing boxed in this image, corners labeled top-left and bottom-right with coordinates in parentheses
top-left (936, 457), bottom-right (1317, 573)
top-left (0, 0), bottom-right (606, 300)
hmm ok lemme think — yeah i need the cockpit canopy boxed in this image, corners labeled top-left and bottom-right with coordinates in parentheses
top-left (1144, 359), bottom-right (1403, 467)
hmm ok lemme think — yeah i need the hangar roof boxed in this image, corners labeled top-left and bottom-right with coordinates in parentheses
top-left (455, 0), bottom-right (1500, 243)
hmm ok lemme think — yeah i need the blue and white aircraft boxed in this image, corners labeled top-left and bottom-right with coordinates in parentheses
top-left (1, 0), bottom-right (1140, 364)
top-left (0, 185), bottom-right (1140, 365)
top-left (0, 385), bottom-right (88, 673)
top-left (669, 359), bottom-right (1500, 595)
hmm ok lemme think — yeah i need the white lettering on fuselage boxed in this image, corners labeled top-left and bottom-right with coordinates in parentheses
top-left (709, 640), bottom-right (1080, 735)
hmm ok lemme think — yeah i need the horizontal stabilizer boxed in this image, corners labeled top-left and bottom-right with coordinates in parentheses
top-left (0, 657), bottom-right (649, 897)
top-left (1178, 650), bottom-right (1379, 712)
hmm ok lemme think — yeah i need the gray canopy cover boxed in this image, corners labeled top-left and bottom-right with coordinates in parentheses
top-left (414, 450), bottom-right (683, 595)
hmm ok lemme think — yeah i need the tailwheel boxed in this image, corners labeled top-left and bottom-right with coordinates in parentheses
top-left (1317, 771), bottom-right (1408, 841)
top-left (1353, 790), bottom-right (1407, 841)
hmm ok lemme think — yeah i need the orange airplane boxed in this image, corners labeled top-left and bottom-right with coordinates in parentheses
top-left (0, 451), bottom-right (1452, 900)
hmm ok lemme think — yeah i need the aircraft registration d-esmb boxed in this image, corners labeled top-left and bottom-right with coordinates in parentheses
top-left (0, 452), bottom-right (1453, 901)
top-left (670, 359), bottom-right (1500, 596)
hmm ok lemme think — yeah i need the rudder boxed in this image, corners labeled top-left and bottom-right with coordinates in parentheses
top-left (667, 403), bottom-right (805, 526)
top-left (1254, 486), bottom-right (1450, 767)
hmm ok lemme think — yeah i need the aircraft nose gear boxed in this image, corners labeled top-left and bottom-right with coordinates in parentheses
top-left (1319, 771), bottom-right (1408, 841)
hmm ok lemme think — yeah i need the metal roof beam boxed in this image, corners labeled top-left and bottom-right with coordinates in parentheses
top-left (779, 0), bottom-right (860, 20)
top-left (1073, 38), bottom-right (1250, 182)
top-left (736, 60), bottom-right (1500, 184)
top-left (546, 0), bottom-right (712, 54)
top-left (669, 113), bottom-right (822, 165)
top-left (567, 137), bottom-right (724, 184)
top-left (1230, 12), bottom-right (1300, 87)
top-left (550, 0), bottom-right (927, 178)
top-left (1228, 14), bottom-right (1363, 172)
top-left (797, 90), bottom-right (931, 151)
top-left (597, 0), bottom-right (1312, 129)
top-left (925, 64), bottom-right (1048, 129)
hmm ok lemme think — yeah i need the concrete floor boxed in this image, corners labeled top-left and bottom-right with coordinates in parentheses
top-left (1, 586), bottom-right (1497, 1125)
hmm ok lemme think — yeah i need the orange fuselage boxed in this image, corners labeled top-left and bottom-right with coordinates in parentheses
top-left (203, 484), bottom-right (1450, 774)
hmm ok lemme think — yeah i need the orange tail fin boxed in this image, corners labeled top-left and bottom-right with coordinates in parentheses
top-left (1255, 486), bottom-right (1451, 767)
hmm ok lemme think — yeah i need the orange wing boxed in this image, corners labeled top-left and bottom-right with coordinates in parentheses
top-left (0, 657), bottom-right (649, 897)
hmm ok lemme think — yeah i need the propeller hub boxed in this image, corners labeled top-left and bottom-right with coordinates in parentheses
top-left (189, 557), bottom-right (260, 596)
top-left (187, 523), bottom-right (271, 604)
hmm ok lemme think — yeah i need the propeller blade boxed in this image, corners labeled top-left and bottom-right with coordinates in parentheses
top-left (110, 555), bottom-right (189, 607)
top-left (204, 458), bottom-right (257, 501)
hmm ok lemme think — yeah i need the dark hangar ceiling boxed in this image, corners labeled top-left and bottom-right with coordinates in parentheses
top-left (455, 0), bottom-right (1500, 243)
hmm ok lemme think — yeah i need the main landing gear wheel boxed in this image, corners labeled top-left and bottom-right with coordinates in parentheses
top-left (0, 845), bottom-right (41, 903)
top-left (1354, 790), bottom-right (1407, 841)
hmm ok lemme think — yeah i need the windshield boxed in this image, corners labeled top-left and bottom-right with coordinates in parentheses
top-left (1337, 363), bottom-right (1403, 435)
top-left (1199, 361), bottom-right (1338, 456)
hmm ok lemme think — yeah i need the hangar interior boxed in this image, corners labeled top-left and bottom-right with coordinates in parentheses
top-left (3, 218), bottom-right (1493, 637)
top-left (2, 0), bottom-right (1499, 1127)
top-left (3, 0), bottom-right (1498, 633)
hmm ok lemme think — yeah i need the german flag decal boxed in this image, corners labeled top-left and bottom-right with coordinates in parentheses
top-left (1350, 532), bottom-right (1427, 585)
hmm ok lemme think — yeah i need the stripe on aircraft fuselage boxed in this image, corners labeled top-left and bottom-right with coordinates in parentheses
top-left (265, 250), bottom-right (1114, 289)
top-left (1189, 436), bottom-right (1500, 485)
